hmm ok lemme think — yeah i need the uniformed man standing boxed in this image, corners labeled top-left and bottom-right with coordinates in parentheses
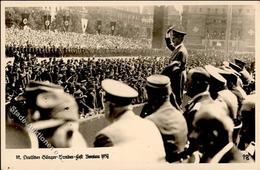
top-left (183, 67), bottom-right (213, 135)
top-left (162, 25), bottom-right (188, 107)
top-left (94, 79), bottom-right (166, 163)
top-left (141, 75), bottom-right (188, 163)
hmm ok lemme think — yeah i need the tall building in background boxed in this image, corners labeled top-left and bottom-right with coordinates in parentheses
top-left (182, 5), bottom-right (255, 52)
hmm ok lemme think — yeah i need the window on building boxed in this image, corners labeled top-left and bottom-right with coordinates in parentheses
top-left (199, 8), bottom-right (202, 12)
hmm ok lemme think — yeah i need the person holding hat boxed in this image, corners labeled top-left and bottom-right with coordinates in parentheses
top-left (189, 102), bottom-right (249, 163)
top-left (94, 79), bottom-right (166, 162)
top-left (23, 81), bottom-right (87, 148)
top-left (141, 75), bottom-right (188, 163)
top-left (162, 25), bottom-right (188, 107)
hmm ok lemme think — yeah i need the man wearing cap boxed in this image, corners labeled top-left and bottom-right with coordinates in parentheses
top-left (217, 66), bottom-right (247, 112)
top-left (141, 75), bottom-right (188, 163)
top-left (189, 102), bottom-right (249, 163)
top-left (162, 25), bottom-right (188, 107)
top-left (22, 81), bottom-right (87, 148)
top-left (94, 79), bottom-right (166, 162)
top-left (183, 67), bottom-right (213, 135)
top-left (205, 65), bottom-right (243, 145)
top-left (229, 60), bottom-right (254, 94)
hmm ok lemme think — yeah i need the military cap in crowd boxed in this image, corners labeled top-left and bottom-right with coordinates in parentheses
top-left (234, 59), bottom-right (246, 69)
top-left (204, 65), bottom-right (227, 87)
top-left (215, 66), bottom-right (239, 85)
top-left (229, 62), bottom-right (242, 73)
top-left (101, 79), bottom-right (138, 106)
top-left (188, 67), bottom-right (210, 82)
top-left (146, 74), bottom-right (171, 95)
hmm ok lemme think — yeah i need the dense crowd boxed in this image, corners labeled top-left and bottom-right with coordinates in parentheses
top-left (5, 28), bottom-right (256, 165)
top-left (5, 49), bottom-right (255, 117)
top-left (6, 28), bottom-right (153, 57)
top-left (188, 50), bottom-right (255, 71)
top-left (5, 55), bottom-right (172, 116)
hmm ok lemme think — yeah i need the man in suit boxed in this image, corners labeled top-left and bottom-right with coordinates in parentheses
top-left (162, 25), bottom-right (188, 107)
top-left (94, 79), bottom-right (166, 163)
top-left (189, 102), bottom-right (249, 163)
top-left (141, 75), bottom-right (188, 163)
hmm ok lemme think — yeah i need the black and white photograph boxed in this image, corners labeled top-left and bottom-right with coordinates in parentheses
top-left (1, 1), bottom-right (259, 169)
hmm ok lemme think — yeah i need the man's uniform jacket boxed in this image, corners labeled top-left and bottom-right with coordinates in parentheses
top-left (94, 109), bottom-right (166, 162)
top-left (162, 38), bottom-right (188, 106)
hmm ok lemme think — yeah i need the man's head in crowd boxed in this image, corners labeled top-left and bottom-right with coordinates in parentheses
top-left (186, 67), bottom-right (210, 98)
top-left (205, 65), bottom-right (227, 99)
top-left (101, 79), bottom-right (138, 122)
top-left (145, 74), bottom-right (171, 105)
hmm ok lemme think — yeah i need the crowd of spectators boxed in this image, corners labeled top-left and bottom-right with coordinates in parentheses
top-left (5, 27), bottom-right (255, 118)
top-left (5, 55), bottom-right (171, 117)
top-left (5, 50), bottom-right (255, 117)
top-left (6, 27), bottom-right (154, 58)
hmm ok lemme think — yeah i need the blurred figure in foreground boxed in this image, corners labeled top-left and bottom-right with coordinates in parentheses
top-left (143, 75), bottom-right (188, 163)
top-left (23, 81), bottom-right (87, 148)
top-left (189, 102), bottom-right (250, 163)
top-left (94, 79), bottom-right (166, 163)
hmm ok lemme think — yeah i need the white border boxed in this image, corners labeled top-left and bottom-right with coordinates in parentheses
top-left (1, 1), bottom-right (259, 170)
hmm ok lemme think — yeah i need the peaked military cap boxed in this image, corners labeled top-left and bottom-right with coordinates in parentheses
top-left (101, 79), bottom-right (138, 106)
top-left (146, 74), bottom-right (171, 95)
top-left (171, 25), bottom-right (187, 36)
top-left (204, 65), bottom-right (227, 86)
top-left (146, 74), bottom-right (171, 89)
top-left (229, 62), bottom-right (242, 72)
top-left (234, 59), bottom-right (246, 69)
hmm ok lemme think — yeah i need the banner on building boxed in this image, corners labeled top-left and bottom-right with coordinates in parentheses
top-left (44, 15), bottom-right (51, 30)
top-left (81, 18), bottom-right (88, 33)
top-left (110, 21), bottom-right (116, 35)
top-left (97, 20), bottom-right (102, 34)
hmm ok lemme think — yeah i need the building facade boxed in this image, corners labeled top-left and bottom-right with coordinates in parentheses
top-left (182, 5), bottom-right (255, 52)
